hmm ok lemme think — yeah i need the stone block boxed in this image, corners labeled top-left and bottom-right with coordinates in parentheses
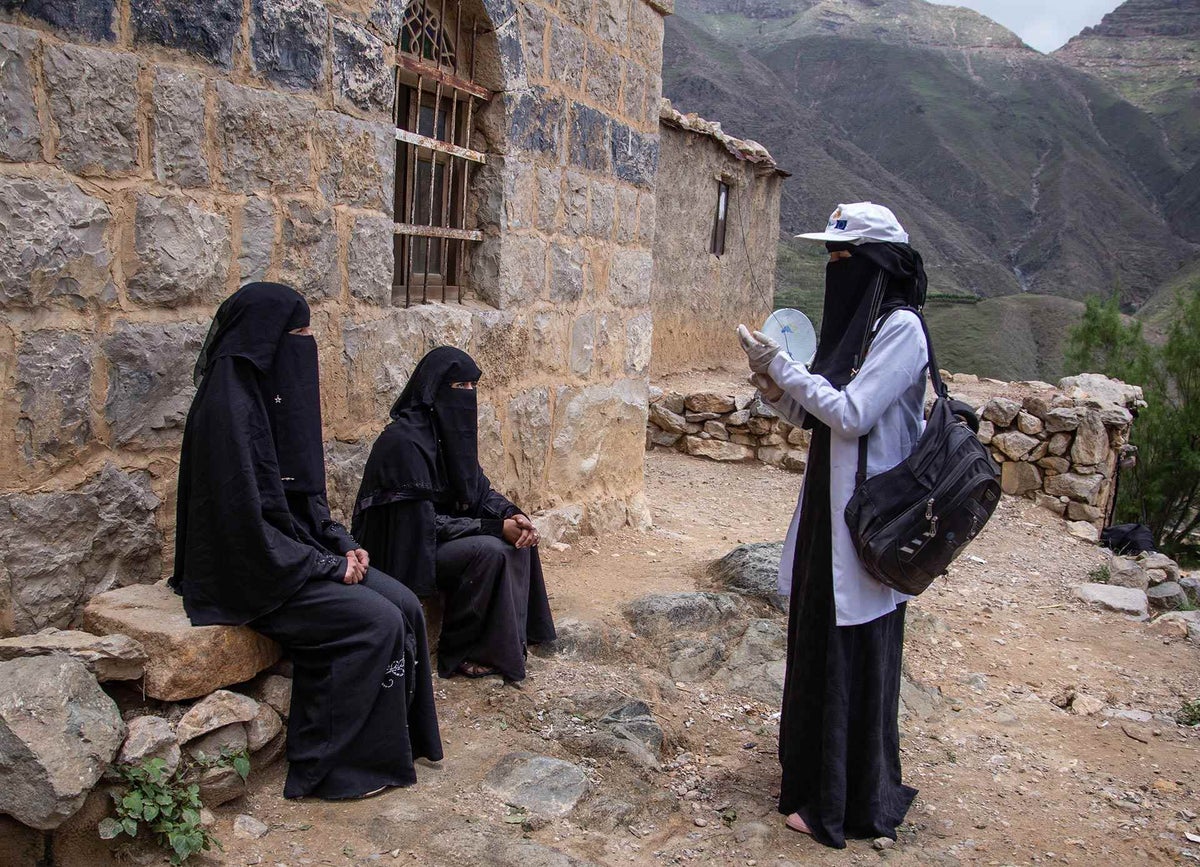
top-left (708, 542), bottom-right (785, 611)
top-left (0, 464), bottom-right (160, 635)
top-left (625, 311), bottom-right (652, 374)
top-left (991, 430), bottom-right (1038, 461)
top-left (215, 81), bottom-right (313, 193)
top-left (547, 380), bottom-right (648, 499)
top-left (152, 66), bottom-right (210, 187)
top-left (115, 716), bottom-right (180, 776)
top-left (550, 243), bottom-right (585, 303)
top-left (585, 40), bottom-right (621, 106)
top-left (507, 87), bottom-right (563, 155)
top-left (1071, 411), bottom-right (1109, 466)
top-left (104, 320), bottom-right (206, 446)
top-left (126, 193), bottom-right (231, 306)
top-left (568, 102), bottom-right (611, 171)
top-left (16, 330), bottom-right (92, 465)
top-left (1044, 472), bottom-right (1103, 503)
top-left (649, 428), bottom-right (681, 448)
top-left (535, 167), bottom-right (561, 232)
top-left (570, 312), bottom-right (596, 376)
top-left (716, 619), bottom-right (786, 704)
top-left (1058, 373), bottom-right (1143, 408)
top-left (610, 248), bottom-right (652, 308)
top-left (341, 304), bottom-right (472, 419)
top-left (246, 703), bottom-right (281, 751)
top-left (685, 392), bottom-right (736, 414)
top-left (1044, 407), bottom-right (1082, 433)
top-left (0, 628), bottom-right (144, 681)
top-left (976, 420), bottom-right (994, 444)
top-left (279, 199), bottom-right (338, 300)
top-left (614, 185), bottom-right (639, 244)
top-left (491, 234), bottom-right (547, 308)
top-left (250, 0), bottom-right (328, 90)
top-left (239, 196), bottom-right (275, 282)
top-left (1066, 502), bottom-right (1102, 523)
top-left (247, 673), bottom-right (292, 719)
top-left (43, 43), bottom-right (138, 176)
top-left (611, 122), bottom-right (659, 188)
top-left (1034, 492), bottom-right (1066, 516)
top-left (686, 436), bottom-right (753, 462)
top-left (1108, 555), bottom-right (1148, 589)
top-left (532, 504), bottom-right (583, 547)
top-left (316, 111), bottom-right (394, 210)
top-left (176, 690), bottom-right (260, 744)
top-left (1147, 581), bottom-right (1188, 611)
top-left (622, 58), bottom-right (647, 122)
top-left (1037, 455), bottom-right (1070, 474)
top-left (637, 190), bottom-right (656, 244)
top-left (1001, 461), bottom-right (1041, 496)
top-left (1048, 431), bottom-right (1071, 456)
top-left (1073, 583), bottom-right (1148, 619)
top-left (549, 20), bottom-right (585, 90)
top-left (1066, 521), bottom-right (1100, 543)
top-left (704, 420), bottom-right (729, 440)
top-left (0, 25), bottom-right (41, 161)
top-left (332, 17), bottom-right (391, 115)
top-left (131, 0), bottom-right (240, 66)
top-left (981, 397), bottom-right (1020, 427)
top-left (82, 583), bottom-right (281, 701)
top-left (648, 402), bottom-right (688, 435)
top-left (347, 212), bottom-right (394, 304)
top-left (583, 497), bottom-right (629, 535)
top-left (1015, 411), bottom-right (1043, 436)
top-left (588, 180), bottom-right (616, 239)
top-left (6, 0), bottom-right (116, 40)
top-left (0, 656), bottom-right (124, 830)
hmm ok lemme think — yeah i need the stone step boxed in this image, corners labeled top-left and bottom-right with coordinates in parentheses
top-left (81, 583), bottom-right (280, 701)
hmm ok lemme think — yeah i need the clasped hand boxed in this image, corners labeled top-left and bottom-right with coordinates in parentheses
top-left (502, 514), bottom-right (539, 549)
top-left (342, 548), bottom-right (370, 584)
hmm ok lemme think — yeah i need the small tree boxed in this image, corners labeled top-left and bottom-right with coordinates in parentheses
top-left (1065, 288), bottom-right (1200, 557)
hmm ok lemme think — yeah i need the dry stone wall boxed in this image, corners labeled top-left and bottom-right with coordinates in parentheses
top-left (0, 0), bottom-right (670, 637)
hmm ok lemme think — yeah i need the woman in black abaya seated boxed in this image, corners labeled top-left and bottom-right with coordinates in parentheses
top-left (171, 282), bottom-right (442, 800)
top-left (351, 347), bottom-right (556, 683)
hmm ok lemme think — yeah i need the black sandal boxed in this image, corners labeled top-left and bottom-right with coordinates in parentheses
top-left (457, 661), bottom-right (498, 679)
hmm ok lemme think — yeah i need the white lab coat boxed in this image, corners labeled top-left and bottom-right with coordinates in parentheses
top-left (766, 310), bottom-right (928, 626)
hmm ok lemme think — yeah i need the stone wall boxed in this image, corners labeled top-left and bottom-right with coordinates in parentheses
top-left (0, 0), bottom-right (670, 637)
top-left (649, 102), bottom-right (785, 376)
top-left (647, 387), bottom-right (809, 472)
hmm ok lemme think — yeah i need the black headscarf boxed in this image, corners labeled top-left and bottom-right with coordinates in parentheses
top-left (172, 282), bottom-right (347, 626)
top-left (354, 347), bottom-right (484, 515)
top-left (808, 241), bottom-right (928, 391)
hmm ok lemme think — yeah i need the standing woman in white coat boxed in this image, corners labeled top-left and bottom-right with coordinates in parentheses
top-left (738, 203), bottom-right (928, 849)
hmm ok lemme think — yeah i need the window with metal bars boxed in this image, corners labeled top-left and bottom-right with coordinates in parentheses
top-left (710, 181), bottom-right (729, 256)
top-left (393, 1), bottom-right (489, 306)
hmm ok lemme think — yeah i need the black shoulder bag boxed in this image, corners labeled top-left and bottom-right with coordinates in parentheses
top-left (842, 279), bottom-right (1001, 596)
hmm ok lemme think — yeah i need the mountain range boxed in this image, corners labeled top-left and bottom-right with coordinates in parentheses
top-left (661, 0), bottom-right (1200, 379)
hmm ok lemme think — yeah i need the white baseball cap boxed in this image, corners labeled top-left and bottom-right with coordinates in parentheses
top-left (796, 202), bottom-right (909, 244)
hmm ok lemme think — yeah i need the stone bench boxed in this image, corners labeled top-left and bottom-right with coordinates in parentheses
top-left (81, 582), bottom-right (280, 702)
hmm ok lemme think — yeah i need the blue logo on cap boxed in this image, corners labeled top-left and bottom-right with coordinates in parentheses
top-left (834, 219), bottom-right (848, 230)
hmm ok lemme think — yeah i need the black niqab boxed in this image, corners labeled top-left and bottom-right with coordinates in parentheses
top-left (808, 242), bottom-right (927, 391)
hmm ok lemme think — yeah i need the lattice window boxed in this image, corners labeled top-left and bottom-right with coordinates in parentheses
top-left (393, 1), bottom-right (489, 306)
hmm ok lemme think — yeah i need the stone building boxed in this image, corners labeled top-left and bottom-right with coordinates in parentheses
top-left (650, 100), bottom-right (786, 375)
top-left (0, 0), bottom-right (670, 637)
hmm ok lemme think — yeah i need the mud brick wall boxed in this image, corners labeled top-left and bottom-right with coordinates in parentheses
top-left (0, 0), bottom-right (671, 637)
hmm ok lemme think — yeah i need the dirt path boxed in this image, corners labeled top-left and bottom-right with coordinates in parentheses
top-left (205, 449), bottom-right (1199, 867)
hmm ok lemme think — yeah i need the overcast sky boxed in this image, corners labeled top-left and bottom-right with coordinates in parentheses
top-left (928, 0), bottom-right (1125, 53)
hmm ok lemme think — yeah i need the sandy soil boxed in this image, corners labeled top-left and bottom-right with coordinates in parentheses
top-left (197, 448), bottom-right (1199, 867)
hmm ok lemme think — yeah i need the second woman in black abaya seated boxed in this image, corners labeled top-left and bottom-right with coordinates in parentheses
top-left (351, 347), bottom-right (556, 683)
top-left (171, 282), bottom-right (442, 800)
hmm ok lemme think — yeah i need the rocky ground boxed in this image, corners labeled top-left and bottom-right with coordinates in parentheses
top-left (133, 449), bottom-right (1200, 866)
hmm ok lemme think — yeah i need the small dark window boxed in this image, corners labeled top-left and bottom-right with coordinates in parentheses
top-left (711, 181), bottom-right (729, 256)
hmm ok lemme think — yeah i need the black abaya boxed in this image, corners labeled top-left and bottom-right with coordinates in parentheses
top-left (172, 283), bottom-right (442, 799)
top-left (777, 425), bottom-right (917, 848)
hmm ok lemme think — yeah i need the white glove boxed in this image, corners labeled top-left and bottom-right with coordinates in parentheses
top-left (737, 324), bottom-right (781, 374)
top-left (748, 372), bottom-right (783, 402)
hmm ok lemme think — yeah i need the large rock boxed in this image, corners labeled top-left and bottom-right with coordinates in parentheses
top-left (715, 620), bottom-right (787, 704)
top-left (1074, 583), bottom-right (1148, 619)
top-left (1070, 411), bottom-right (1110, 466)
top-left (246, 703), bottom-right (282, 751)
top-left (667, 636), bottom-right (725, 681)
top-left (42, 43), bottom-right (138, 176)
top-left (1058, 374), bottom-right (1143, 408)
top-left (1108, 556), bottom-right (1149, 590)
top-left (981, 397), bottom-right (1020, 427)
top-left (623, 592), bottom-right (740, 637)
top-left (103, 320), bottom-right (207, 447)
top-left (82, 583), bottom-right (280, 701)
top-left (648, 401), bottom-right (690, 435)
top-left (1147, 581), bottom-right (1189, 611)
top-left (0, 464), bottom-right (160, 635)
top-left (16, 329), bottom-right (93, 465)
top-left (0, 656), bottom-right (125, 830)
top-left (708, 542), bottom-right (786, 611)
top-left (1066, 521), bottom-right (1100, 543)
top-left (1001, 461), bottom-right (1042, 496)
top-left (991, 430), bottom-right (1039, 461)
top-left (598, 700), bottom-right (663, 759)
top-left (684, 392), bottom-right (737, 414)
top-left (176, 690), bottom-right (260, 744)
top-left (125, 194), bottom-right (230, 306)
top-left (547, 380), bottom-right (647, 501)
top-left (1044, 472), bottom-right (1104, 503)
top-left (0, 628), bottom-right (144, 681)
top-left (482, 752), bottom-right (589, 818)
top-left (537, 618), bottom-right (629, 662)
top-left (247, 673), bottom-right (292, 719)
top-left (0, 176), bottom-right (113, 308)
top-left (0, 24), bottom-right (41, 162)
top-left (684, 436), bottom-right (754, 462)
top-left (115, 715), bottom-right (180, 776)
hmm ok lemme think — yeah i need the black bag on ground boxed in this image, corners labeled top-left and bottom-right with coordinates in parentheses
top-left (843, 298), bottom-right (1001, 597)
top-left (1099, 523), bottom-right (1155, 556)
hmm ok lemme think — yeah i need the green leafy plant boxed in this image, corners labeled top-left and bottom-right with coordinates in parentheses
top-left (1087, 564), bottom-right (1111, 584)
top-left (99, 747), bottom-right (249, 864)
top-left (1177, 699), bottom-right (1200, 727)
top-left (1066, 287), bottom-right (1200, 558)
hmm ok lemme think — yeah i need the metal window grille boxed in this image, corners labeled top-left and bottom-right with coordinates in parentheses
top-left (394, 0), bottom-right (490, 306)
top-left (711, 181), bottom-right (729, 256)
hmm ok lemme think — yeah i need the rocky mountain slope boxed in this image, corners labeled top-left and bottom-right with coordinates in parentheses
top-left (1056, 0), bottom-right (1200, 243)
top-left (663, 0), bottom-right (1197, 307)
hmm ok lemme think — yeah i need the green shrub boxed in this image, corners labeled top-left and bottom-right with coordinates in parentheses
top-left (1177, 699), bottom-right (1200, 727)
top-left (1087, 564), bottom-right (1111, 584)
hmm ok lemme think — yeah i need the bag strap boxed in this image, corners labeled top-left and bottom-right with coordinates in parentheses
top-left (851, 286), bottom-right (948, 487)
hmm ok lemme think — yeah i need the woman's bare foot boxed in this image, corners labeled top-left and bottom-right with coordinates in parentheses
top-left (785, 812), bottom-right (812, 835)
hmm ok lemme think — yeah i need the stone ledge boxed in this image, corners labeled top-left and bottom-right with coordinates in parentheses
top-left (81, 583), bottom-right (280, 702)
